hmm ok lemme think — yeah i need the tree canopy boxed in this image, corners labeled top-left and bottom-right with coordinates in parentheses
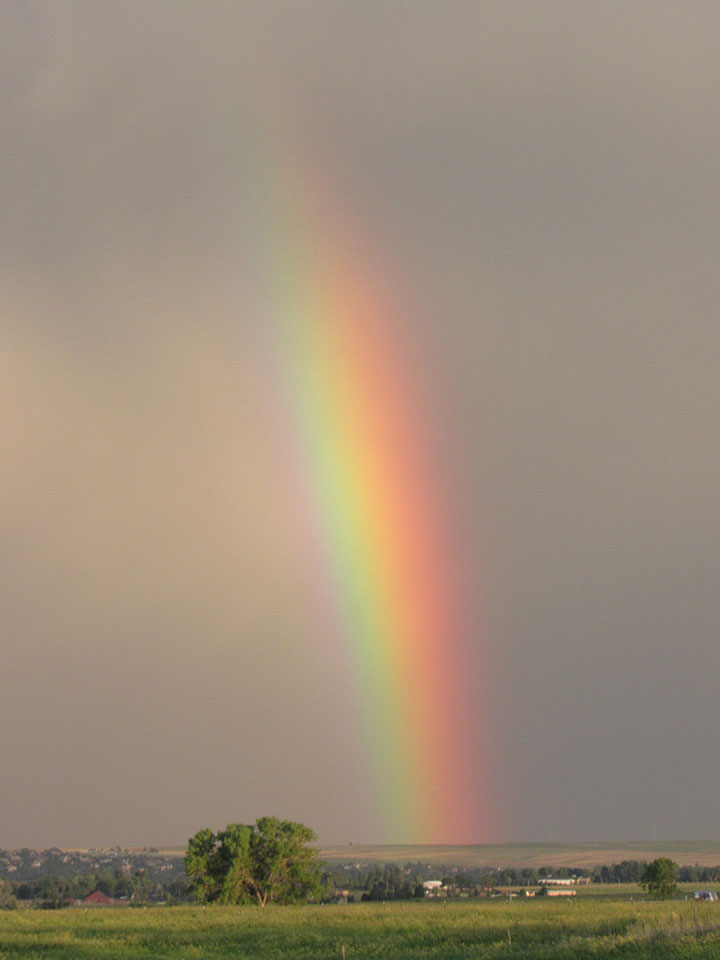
top-left (0, 879), bottom-right (16, 910)
top-left (185, 817), bottom-right (321, 907)
top-left (641, 858), bottom-right (679, 899)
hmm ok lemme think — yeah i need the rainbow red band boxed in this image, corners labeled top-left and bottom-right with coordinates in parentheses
top-left (258, 152), bottom-right (490, 842)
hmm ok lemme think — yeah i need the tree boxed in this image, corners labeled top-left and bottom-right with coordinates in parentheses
top-left (185, 828), bottom-right (222, 903)
top-left (130, 871), bottom-right (153, 905)
top-left (641, 858), bottom-right (679, 899)
top-left (185, 817), bottom-right (321, 907)
top-left (0, 879), bottom-right (16, 910)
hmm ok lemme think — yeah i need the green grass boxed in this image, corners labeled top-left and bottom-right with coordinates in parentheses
top-left (2, 900), bottom-right (720, 959)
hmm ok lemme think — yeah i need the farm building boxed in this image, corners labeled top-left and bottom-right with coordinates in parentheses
top-left (83, 890), bottom-right (114, 904)
top-left (422, 881), bottom-right (445, 896)
top-left (543, 888), bottom-right (577, 897)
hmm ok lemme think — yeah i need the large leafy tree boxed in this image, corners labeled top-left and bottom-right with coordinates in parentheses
top-left (185, 828), bottom-right (222, 903)
top-left (185, 817), bottom-right (321, 907)
top-left (641, 858), bottom-right (679, 899)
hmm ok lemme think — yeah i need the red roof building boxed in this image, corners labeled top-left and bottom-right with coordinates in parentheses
top-left (83, 890), bottom-right (114, 904)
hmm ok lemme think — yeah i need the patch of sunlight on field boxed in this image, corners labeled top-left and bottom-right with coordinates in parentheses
top-left (2, 901), bottom-right (720, 959)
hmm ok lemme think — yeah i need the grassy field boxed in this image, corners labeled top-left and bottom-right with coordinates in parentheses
top-left (2, 899), bottom-right (720, 959)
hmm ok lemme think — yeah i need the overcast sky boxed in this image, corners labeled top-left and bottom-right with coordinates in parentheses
top-left (3, 1), bottom-right (720, 848)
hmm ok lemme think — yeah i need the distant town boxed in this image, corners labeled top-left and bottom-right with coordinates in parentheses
top-left (3, 845), bottom-right (720, 909)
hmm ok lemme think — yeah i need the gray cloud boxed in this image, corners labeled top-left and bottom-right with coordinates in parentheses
top-left (2, 1), bottom-right (720, 845)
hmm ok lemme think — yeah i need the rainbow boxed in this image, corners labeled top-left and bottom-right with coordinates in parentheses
top-left (255, 146), bottom-right (491, 843)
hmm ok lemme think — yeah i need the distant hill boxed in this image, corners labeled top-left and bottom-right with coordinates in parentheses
top-left (61, 840), bottom-right (720, 870)
top-left (316, 841), bottom-right (720, 869)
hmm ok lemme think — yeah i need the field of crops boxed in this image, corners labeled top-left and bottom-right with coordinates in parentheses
top-left (2, 899), bottom-right (720, 959)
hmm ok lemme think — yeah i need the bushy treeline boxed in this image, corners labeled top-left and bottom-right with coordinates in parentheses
top-left (353, 865), bottom-right (424, 901)
top-left (5, 871), bottom-right (190, 907)
top-left (593, 861), bottom-right (720, 884)
top-left (677, 864), bottom-right (720, 883)
top-left (321, 862), bottom-right (550, 899)
top-left (322, 859), bottom-right (720, 898)
top-left (0, 847), bottom-right (189, 905)
top-left (4, 845), bottom-right (720, 910)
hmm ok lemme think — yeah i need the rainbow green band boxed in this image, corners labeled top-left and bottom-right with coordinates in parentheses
top-left (252, 141), bottom-right (491, 842)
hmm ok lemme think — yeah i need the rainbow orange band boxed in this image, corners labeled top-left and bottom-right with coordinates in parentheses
top-left (256, 149), bottom-right (490, 842)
